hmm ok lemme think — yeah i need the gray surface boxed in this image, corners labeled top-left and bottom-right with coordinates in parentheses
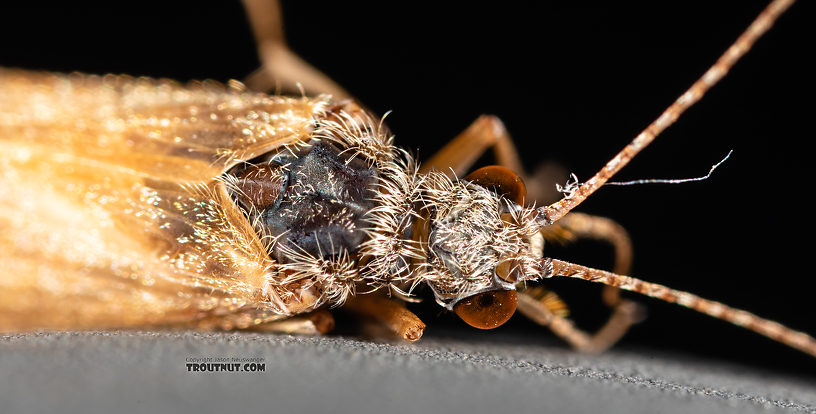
top-left (1, 330), bottom-right (814, 414)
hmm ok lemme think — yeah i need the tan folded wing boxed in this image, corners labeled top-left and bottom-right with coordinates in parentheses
top-left (0, 69), bottom-right (327, 330)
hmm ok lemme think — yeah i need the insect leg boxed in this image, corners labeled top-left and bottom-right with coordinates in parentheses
top-left (529, 212), bottom-right (645, 350)
top-left (516, 290), bottom-right (643, 354)
top-left (241, 0), bottom-right (351, 99)
top-left (419, 115), bottom-right (570, 203)
top-left (249, 310), bottom-right (336, 335)
top-left (419, 115), bottom-right (524, 179)
top-left (342, 293), bottom-right (426, 342)
top-left (189, 306), bottom-right (334, 335)
top-left (545, 212), bottom-right (633, 306)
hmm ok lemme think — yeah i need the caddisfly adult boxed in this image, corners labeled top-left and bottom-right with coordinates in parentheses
top-left (0, 0), bottom-right (812, 367)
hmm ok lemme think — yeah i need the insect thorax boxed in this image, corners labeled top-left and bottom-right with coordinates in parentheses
top-left (224, 102), bottom-right (544, 311)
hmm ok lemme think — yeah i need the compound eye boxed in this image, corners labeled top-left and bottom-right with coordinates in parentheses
top-left (464, 165), bottom-right (526, 205)
top-left (454, 290), bottom-right (517, 329)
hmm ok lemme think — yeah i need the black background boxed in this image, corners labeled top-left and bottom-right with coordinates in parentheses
top-left (1, 1), bottom-right (813, 376)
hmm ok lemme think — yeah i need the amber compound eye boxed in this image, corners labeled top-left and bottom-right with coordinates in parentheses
top-left (464, 165), bottom-right (526, 205)
top-left (454, 290), bottom-right (517, 329)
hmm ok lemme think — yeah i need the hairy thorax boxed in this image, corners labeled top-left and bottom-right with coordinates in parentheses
top-left (229, 140), bottom-right (379, 264)
top-left (224, 102), bottom-right (544, 311)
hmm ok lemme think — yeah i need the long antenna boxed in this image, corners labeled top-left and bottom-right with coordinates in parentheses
top-left (542, 258), bottom-right (816, 357)
top-left (540, 0), bottom-right (796, 225)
